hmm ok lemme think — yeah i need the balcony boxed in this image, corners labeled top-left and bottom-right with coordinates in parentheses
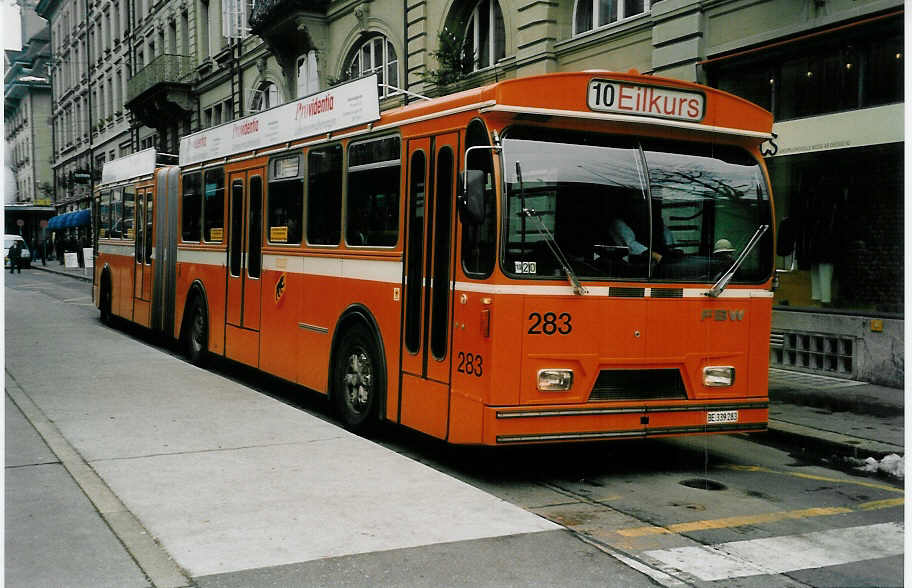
top-left (126, 53), bottom-right (194, 130)
top-left (249, 0), bottom-right (328, 35)
top-left (248, 0), bottom-right (328, 95)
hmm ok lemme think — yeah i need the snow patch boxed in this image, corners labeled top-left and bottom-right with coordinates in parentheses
top-left (853, 454), bottom-right (904, 479)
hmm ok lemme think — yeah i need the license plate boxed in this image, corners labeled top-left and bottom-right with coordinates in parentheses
top-left (707, 410), bottom-right (738, 424)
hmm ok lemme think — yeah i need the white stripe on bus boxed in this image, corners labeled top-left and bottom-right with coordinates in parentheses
top-left (166, 251), bottom-right (774, 298)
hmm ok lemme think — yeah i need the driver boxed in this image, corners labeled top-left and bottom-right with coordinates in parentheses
top-left (608, 198), bottom-right (663, 264)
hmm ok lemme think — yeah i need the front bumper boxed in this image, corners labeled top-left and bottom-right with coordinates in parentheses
top-left (485, 399), bottom-right (768, 444)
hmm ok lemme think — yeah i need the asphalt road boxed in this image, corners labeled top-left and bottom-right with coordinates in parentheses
top-left (5, 269), bottom-right (905, 587)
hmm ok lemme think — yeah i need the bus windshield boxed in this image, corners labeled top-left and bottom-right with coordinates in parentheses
top-left (502, 128), bottom-right (773, 283)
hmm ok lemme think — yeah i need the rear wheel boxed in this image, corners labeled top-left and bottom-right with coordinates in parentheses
top-left (99, 278), bottom-right (112, 325)
top-left (333, 324), bottom-right (382, 432)
top-left (185, 296), bottom-right (209, 366)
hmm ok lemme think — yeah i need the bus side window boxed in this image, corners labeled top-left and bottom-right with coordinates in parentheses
top-left (111, 188), bottom-right (123, 238)
top-left (306, 144), bottom-right (342, 245)
top-left (182, 172), bottom-right (202, 242)
top-left (123, 185), bottom-right (135, 240)
top-left (462, 120), bottom-right (496, 277)
top-left (267, 154), bottom-right (304, 245)
top-left (346, 135), bottom-right (401, 247)
top-left (145, 195), bottom-right (153, 264)
top-left (203, 167), bottom-right (225, 243)
top-left (99, 190), bottom-right (111, 239)
top-left (135, 191), bottom-right (144, 262)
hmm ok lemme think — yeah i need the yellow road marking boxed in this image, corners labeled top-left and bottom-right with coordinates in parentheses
top-left (721, 464), bottom-right (904, 494)
top-left (618, 507), bottom-right (852, 537)
top-left (615, 465), bottom-right (904, 538)
top-left (857, 497), bottom-right (905, 511)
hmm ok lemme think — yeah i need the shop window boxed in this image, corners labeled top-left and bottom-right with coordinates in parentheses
top-left (306, 144), bottom-right (342, 245)
top-left (346, 136), bottom-right (400, 246)
top-left (267, 154), bottom-right (303, 245)
top-left (863, 34), bottom-right (903, 107)
top-left (708, 23), bottom-right (902, 121)
top-left (344, 34), bottom-right (399, 98)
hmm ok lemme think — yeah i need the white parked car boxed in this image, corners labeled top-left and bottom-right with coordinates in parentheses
top-left (4, 235), bottom-right (31, 268)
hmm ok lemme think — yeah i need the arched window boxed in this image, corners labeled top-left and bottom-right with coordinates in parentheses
top-left (251, 81), bottom-right (280, 112)
top-left (573, 0), bottom-right (651, 36)
top-left (344, 34), bottom-right (399, 98)
top-left (464, 0), bottom-right (505, 71)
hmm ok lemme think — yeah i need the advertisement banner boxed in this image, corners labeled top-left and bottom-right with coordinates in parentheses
top-left (180, 75), bottom-right (381, 167)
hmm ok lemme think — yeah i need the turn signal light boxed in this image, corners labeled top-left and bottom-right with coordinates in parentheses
top-left (480, 309), bottom-right (491, 338)
top-left (703, 366), bottom-right (735, 387)
top-left (537, 369), bottom-right (574, 391)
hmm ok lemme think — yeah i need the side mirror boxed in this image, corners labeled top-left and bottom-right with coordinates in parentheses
top-left (776, 216), bottom-right (796, 257)
top-left (459, 170), bottom-right (485, 225)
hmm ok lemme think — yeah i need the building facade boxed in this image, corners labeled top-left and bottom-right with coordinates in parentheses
top-left (4, 5), bottom-right (56, 242)
top-left (36, 0), bottom-right (140, 216)
top-left (38, 0), bottom-right (904, 385)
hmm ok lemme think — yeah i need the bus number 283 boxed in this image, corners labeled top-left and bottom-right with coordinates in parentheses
top-left (528, 312), bottom-right (573, 335)
top-left (457, 352), bottom-right (484, 377)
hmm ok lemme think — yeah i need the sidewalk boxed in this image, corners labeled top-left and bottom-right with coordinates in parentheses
top-left (32, 262), bottom-right (905, 459)
top-left (766, 368), bottom-right (904, 460)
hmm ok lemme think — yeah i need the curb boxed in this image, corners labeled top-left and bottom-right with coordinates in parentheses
top-left (31, 264), bottom-right (93, 282)
top-left (766, 419), bottom-right (904, 460)
top-left (770, 387), bottom-right (903, 418)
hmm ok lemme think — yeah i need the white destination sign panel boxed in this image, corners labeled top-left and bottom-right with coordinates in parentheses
top-left (180, 74), bottom-right (381, 166)
top-left (101, 148), bottom-right (157, 184)
top-left (587, 79), bottom-right (705, 122)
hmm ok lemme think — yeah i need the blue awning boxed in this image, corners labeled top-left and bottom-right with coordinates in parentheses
top-left (48, 209), bottom-right (91, 229)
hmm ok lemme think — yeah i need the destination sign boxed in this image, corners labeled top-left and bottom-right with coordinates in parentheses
top-left (587, 79), bottom-right (705, 122)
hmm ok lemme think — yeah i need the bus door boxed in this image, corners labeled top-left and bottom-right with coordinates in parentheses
top-left (225, 170), bottom-right (264, 367)
top-left (399, 133), bottom-right (458, 438)
top-left (132, 187), bottom-right (154, 327)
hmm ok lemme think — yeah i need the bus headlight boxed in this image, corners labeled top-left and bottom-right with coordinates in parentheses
top-left (538, 369), bottom-right (574, 391)
top-left (703, 366), bottom-right (735, 387)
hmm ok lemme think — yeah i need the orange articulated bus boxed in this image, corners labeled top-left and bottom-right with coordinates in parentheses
top-left (95, 71), bottom-right (783, 445)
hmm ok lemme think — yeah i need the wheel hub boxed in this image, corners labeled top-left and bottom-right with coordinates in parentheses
top-left (344, 351), bottom-right (372, 413)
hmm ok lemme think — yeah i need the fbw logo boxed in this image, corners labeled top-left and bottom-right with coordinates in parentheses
top-left (701, 309), bottom-right (745, 322)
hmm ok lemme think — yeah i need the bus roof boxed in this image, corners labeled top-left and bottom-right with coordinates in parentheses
top-left (99, 148), bottom-right (178, 186)
top-left (178, 71), bottom-right (774, 168)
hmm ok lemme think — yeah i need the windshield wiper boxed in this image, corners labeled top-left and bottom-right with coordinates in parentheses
top-left (515, 162), bottom-right (587, 296)
top-left (707, 224), bottom-right (769, 297)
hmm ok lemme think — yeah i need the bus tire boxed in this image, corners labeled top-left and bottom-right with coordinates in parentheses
top-left (99, 274), bottom-right (112, 325)
top-left (184, 296), bottom-right (209, 367)
top-left (332, 324), bottom-right (381, 432)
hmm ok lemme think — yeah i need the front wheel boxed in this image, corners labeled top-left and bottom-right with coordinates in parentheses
top-left (185, 296), bottom-right (209, 367)
top-left (332, 324), bottom-right (382, 432)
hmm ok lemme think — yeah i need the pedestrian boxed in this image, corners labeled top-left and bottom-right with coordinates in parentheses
top-left (55, 232), bottom-right (64, 264)
top-left (9, 240), bottom-right (22, 273)
top-left (38, 232), bottom-right (47, 266)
